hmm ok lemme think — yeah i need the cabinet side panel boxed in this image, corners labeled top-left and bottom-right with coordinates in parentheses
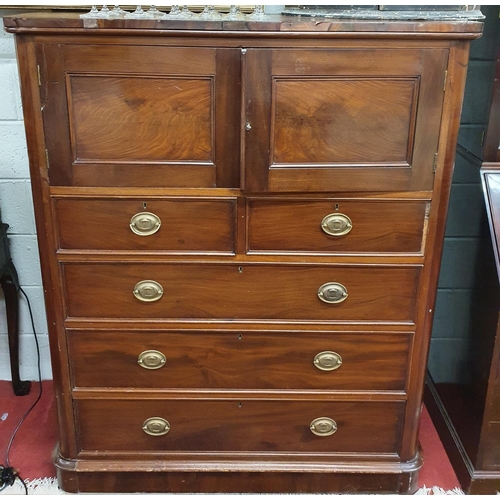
top-left (400, 41), bottom-right (469, 461)
top-left (15, 36), bottom-right (77, 458)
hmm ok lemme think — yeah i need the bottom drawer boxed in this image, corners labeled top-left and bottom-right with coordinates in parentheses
top-left (76, 399), bottom-right (404, 454)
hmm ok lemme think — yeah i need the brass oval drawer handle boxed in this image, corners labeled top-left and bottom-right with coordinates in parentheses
top-left (138, 350), bottom-right (166, 370)
top-left (310, 417), bottom-right (337, 437)
top-left (133, 280), bottom-right (163, 302)
top-left (130, 212), bottom-right (161, 236)
top-left (314, 351), bottom-right (342, 371)
top-left (321, 213), bottom-right (352, 237)
top-left (142, 417), bottom-right (170, 436)
top-left (317, 282), bottom-right (348, 304)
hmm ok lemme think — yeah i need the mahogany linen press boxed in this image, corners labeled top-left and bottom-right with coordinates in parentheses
top-left (4, 8), bottom-right (482, 493)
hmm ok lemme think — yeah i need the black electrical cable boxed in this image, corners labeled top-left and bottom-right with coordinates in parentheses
top-left (0, 465), bottom-right (27, 495)
top-left (0, 285), bottom-right (43, 495)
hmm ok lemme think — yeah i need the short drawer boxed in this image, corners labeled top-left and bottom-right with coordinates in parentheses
top-left (76, 399), bottom-right (404, 454)
top-left (53, 197), bottom-right (236, 253)
top-left (247, 199), bottom-right (428, 254)
top-left (63, 263), bottom-right (420, 323)
top-left (68, 330), bottom-right (412, 391)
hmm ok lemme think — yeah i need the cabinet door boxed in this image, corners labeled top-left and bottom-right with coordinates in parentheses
top-left (38, 44), bottom-right (240, 187)
top-left (243, 48), bottom-right (448, 192)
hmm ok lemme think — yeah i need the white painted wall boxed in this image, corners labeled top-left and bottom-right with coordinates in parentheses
top-left (0, 18), bottom-right (52, 380)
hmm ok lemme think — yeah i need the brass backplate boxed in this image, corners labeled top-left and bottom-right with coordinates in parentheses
top-left (317, 282), bottom-right (348, 304)
top-left (138, 350), bottom-right (166, 370)
top-left (310, 417), bottom-right (338, 436)
top-left (133, 280), bottom-right (164, 302)
top-left (314, 351), bottom-right (343, 371)
top-left (321, 213), bottom-right (352, 237)
top-left (142, 417), bottom-right (170, 436)
top-left (130, 212), bottom-right (161, 236)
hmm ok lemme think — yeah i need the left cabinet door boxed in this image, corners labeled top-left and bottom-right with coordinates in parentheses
top-left (38, 43), bottom-right (241, 187)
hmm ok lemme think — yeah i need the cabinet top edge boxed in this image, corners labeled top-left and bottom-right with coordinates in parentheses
top-left (3, 13), bottom-right (483, 38)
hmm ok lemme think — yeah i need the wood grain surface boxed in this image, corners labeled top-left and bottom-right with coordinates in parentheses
top-left (68, 470), bottom-right (407, 494)
top-left (75, 399), bottom-right (404, 453)
top-left (62, 263), bottom-right (420, 322)
top-left (247, 198), bottom-right (427, 254)
top-left (69, 75), bottom-right (213, 162)
top-left (4, 12), bottom-right (484, 39)
top-left (244, 48), bottom-right (446, 192)
top-left (37, 44), bottom-right (240, 187)
top-left (54, 197), bottom-right (236, 253)
top-left (68, 330), bottom-right (412, 391)
top-left (272, 78), bottom-right (416, 164)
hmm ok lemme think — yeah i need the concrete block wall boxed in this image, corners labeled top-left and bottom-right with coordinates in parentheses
top-left (428, 5), bottom-right (500, 383)
top-left (0, 18), bottom-right (52, 380)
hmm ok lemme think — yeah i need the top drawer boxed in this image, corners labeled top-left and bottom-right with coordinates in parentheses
top-left (247, 198), bottom-right (428, 255)
top-left (53, 197), bottom-right (236, 254)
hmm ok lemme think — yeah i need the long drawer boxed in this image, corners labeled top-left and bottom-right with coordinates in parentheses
top-left (62, 263), bottom-right (420, 322)
top-left (76, 399), bottom-right (404, 454)
top-left (68, 330), bottom-right (412, 391)
top-left (247, 198), bottom-right (428, 254)
top-left (53, 197), bottom-right (236, 253)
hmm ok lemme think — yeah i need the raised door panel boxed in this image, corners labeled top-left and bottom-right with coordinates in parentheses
top-left (69, 76), bottom-right (212, 163)
top-left (244, 48), bottom-right (448, 192)
top-left (273, 79), bottom-right (416, 165)
top-left (39, 44), bottom-right (240, 187)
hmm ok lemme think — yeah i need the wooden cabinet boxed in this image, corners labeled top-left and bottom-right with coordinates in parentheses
top-left (5, 12), bottom-right (482, 494)
top-left (479, 166), bottom-right (500, 476)
top-left (424, 14), bottom-right (500, 491)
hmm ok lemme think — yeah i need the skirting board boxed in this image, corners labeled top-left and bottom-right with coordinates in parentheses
top-left (424, 373), bottom-right (500, 495)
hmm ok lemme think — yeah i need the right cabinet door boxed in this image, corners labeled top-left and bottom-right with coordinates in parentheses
top-left (243, 48), bottom-right (448, 193)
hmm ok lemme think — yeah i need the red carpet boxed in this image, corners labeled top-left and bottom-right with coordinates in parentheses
top-left (0, 381), bottom-right (57, 480)
top-left (0, 381), bottom-right (459, 490)
top-left (418, 404), bottom-right (460, 490)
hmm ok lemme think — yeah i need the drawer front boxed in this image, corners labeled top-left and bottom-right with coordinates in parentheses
top-left (54, 198), bottom-right (236, 253)
top-left (68, 330), bottom-right (412, 391)
top-left (76, 399), bottom-right (404, 454)
top-left (247, 199), bottom-right (427, 254)
top-left (63, 263), bottom-right (420, 323)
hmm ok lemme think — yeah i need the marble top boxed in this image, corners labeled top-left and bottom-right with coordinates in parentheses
top-left (282, 7), bottom-right (485, 21)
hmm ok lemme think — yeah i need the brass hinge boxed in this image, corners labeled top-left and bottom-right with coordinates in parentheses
top-left (45, 149), bottom-right (49, 170)
top-left (425, 201), bottom-right (431, 219)
top-left (37, 65), bottom-right (41, 86)
top-left (443, 70), bottom-right (448, 92)
top-left (481, 130), bottom-right (485, 146)
top-left (433, 153), bottom-right (438, 173)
